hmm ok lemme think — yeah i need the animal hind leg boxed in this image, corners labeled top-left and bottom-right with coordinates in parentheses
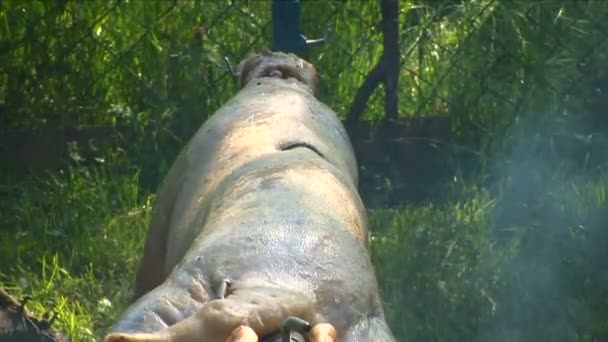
top-left (105, 281), bottom-right (316, 342)
top-left (133, 152), bottom-right (189, 300)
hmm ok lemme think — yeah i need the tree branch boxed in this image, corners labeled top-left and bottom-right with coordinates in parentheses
top-left (346, 59), bottom-right (386, 128)
top-left (381, 0), bottom-right (400, 124)
top-left (346, 0), bottom-right (400, 128)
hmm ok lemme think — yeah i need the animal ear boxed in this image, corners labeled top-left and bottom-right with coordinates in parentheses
top-left (104, 332), bottom-right (169, 342)
top-left (310, 67), bottom-right (320, 96)
top-left (236, 53), bottom-right (263, 88)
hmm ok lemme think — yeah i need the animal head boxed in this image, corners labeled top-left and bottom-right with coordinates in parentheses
top-left (237, 49), bottom-right (319, 96)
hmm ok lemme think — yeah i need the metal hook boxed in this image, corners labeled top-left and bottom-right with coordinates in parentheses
top-left (260, 316), bottom-right (311, 342)
top-left (271, 0), bottom-right (332, 56)
top-left (281, 316), bottom-right (311, 342)
top-left (303, 25), bottom-right (332, 48)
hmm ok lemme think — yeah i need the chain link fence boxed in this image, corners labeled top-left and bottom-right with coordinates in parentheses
top-left (1, 0), bottom-right (608, 202)
top-left (2, 1), bottom-right (606, 119)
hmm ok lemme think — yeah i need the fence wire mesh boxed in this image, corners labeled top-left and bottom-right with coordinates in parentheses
top-left (3, 1), bottom-right (606, 130)
top-left (2, 0), bottom-right (608, 203)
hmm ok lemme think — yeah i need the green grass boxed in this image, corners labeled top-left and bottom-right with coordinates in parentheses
top-left (2, 157), bottom-right (607, 341)
top-left (0, 166), bottom-right (151, 340)
top-left (370, 163), bottom-right (608, 341)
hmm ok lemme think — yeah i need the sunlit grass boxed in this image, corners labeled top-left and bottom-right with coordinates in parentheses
top-left (0, 166), bottom-right (152, 341)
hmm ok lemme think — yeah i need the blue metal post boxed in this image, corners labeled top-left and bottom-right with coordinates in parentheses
top-left (272, 0), bottom-right (308, 56)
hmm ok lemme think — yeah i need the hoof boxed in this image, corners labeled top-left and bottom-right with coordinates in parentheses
top-left (227, 325), bottom-right (259, 342)
top-left (309, 323), bottom-right (336, 342)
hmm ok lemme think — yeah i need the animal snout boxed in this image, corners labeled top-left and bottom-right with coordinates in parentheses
top-left (267, 68), bottom-right (284, 79)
